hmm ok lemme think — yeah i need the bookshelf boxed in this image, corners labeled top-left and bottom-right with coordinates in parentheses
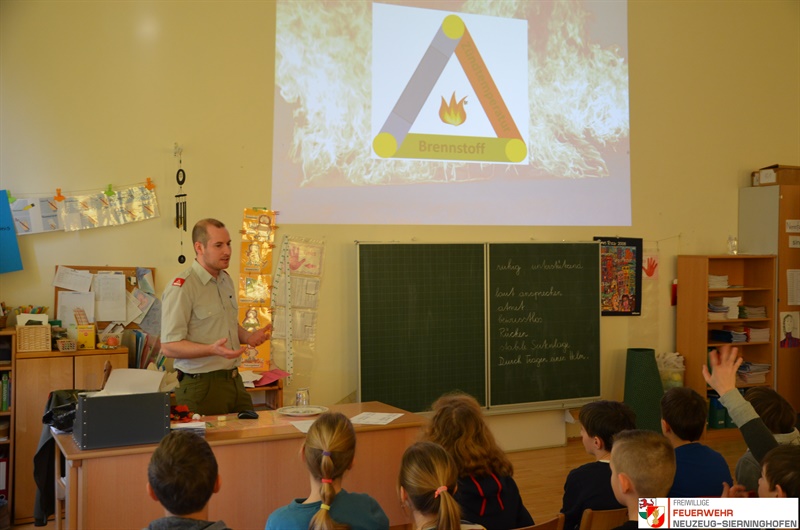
top-left (0, 329), bottom-right (15, 513)
top-left (677, 255), bottom-right (777, 400)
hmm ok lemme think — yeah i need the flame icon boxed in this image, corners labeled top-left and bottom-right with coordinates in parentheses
top-left (439, 92), bottom-right (467, 126)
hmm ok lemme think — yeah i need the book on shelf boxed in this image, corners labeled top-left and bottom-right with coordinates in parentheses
top-left (737, 361), bottom-right (771, 384)
top-left (741, 305), bottom-right (767, 319)
top-left (0, 374), bottom-right (8, 412)
top-left (737, 371), bottom-right (768, 384)
top-left (722, 325), bottom-right (770, 343)
top-left (710, 329), bottom-right (747, 343)
top-left (708, 274), bottom-right (729, 289)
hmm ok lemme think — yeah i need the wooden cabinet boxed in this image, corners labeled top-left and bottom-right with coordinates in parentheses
top-left (739, 184), bottom-right (800, 412)
top-left (677, 255), bottom-right (776, 397)
top-left (13, 348), bottom-right (127, 524)
top-left (0, 330), bottom-right (16, 515)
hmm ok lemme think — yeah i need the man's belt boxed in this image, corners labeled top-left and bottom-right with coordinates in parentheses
top-left (176, 368), bottom-right (238, 381)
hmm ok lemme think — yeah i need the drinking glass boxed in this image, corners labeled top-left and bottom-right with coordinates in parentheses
top-left (295, 388), bottom-right (310, 406)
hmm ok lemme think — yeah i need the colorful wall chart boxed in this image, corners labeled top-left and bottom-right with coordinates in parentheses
top-left (237, 208), bottom-right (276, 371)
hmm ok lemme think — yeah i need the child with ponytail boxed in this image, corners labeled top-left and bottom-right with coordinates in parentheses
top-left (399, 441), bottom-right (485, 530)
top-left (265, 411), bottom-right (389, 530)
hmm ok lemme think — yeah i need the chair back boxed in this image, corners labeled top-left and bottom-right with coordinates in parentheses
top-left (578, 507), bottom-right (629, 530)
top-left (516, 513), bottom-right (565, 530)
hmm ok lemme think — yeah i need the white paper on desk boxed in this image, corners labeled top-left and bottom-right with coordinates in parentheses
top-left (92, 272), bottom-right (126, 322)
top-left (290, 419), bottom-right (316, 433)
top-left (57, 291), bottom-right (95, 327)
top-left (88, 368), bottom-right (166, 397)
top-left (52, 266), bottom-right (93, 292)
top-left (349, 412), bottom-right (402, 425)
top-left (16, 313), bottom-right (49, 326)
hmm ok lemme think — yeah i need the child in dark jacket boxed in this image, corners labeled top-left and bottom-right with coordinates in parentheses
top-left (561, 400), bottom-right (636, 530)
top-left (423, 393), bottom-right (533, 530)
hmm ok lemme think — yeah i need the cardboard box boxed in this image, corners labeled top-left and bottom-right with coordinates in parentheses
top-left (751, 164), bottom-right (800, 186)
top-left (76, 325), bottom-right (96, 350)
top-left (73, 392), bottom-right (170, 450)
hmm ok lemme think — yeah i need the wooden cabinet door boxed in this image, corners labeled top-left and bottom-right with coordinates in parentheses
top-left (14, 356), bottom-right (73, 522)
top-left (74, 353), bottom-right (127, 390)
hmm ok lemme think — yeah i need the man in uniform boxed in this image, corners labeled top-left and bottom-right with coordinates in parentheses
top-left (161, 218), bottom-right (270, 415)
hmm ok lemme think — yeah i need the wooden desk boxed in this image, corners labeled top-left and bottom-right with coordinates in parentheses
top-left (54, 401), bottom-right (423, 530)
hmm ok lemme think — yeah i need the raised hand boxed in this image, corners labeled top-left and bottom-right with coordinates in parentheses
top-left (702, 344), bottom-right (742, 396)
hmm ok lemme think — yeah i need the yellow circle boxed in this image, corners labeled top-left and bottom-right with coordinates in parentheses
top-left (505, 138), bottom-right (527, 163)
top-left (442, 15), bottom-right (465, 40)
top-left (373, 132), bottom-right (398, 158)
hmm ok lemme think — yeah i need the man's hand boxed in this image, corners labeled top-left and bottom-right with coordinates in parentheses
top-left (210, 337), bottom-right (247, 359)
top-left (702, 344), bottom-right (742, 396)
top-left (246, 325), bottom-right (272, 347)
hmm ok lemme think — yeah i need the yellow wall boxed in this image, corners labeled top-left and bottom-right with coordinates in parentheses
top-left (1, 1), bottom-right (798, 446)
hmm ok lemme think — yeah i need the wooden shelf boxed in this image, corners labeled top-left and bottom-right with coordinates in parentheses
top-left (677, 255), bottom-right (777, 401)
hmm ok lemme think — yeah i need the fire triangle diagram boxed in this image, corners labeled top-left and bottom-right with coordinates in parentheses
top-left (373, 14), bottom-right (526, 163)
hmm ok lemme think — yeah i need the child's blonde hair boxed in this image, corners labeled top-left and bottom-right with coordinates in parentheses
top-left (304, 412), bottom-right (356, 530)
top-left (399, 442), bottom-right (461, 530)
top-left (610, 430), bottom-right (675, 498)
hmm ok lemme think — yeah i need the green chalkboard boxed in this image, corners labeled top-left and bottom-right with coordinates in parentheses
top-left (358, 244), bottom-right (486, 412)
top-left (489, 243), bottom-right (601, 407)
top-left (358, 243), bottom-right (600, 412)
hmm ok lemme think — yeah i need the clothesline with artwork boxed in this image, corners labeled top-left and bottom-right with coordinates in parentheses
top-left (8, 180), bottom-right (159, 235)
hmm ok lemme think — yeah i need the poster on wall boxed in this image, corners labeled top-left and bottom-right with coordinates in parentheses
top-left (594, 236), bottom-right (642, 316)
top-left (0, 191), bottom-right (23, 273)
top-left (779, 311), bottom-right (800, 348)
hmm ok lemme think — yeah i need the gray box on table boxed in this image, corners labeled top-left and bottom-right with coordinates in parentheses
top-left (73, 392), bottom-right (170, 450)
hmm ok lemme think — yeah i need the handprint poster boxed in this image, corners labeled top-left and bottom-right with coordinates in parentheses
top-left (288, 239), bottom-right (324, 276)
top-left (594, 237), bottom-right (642, 316)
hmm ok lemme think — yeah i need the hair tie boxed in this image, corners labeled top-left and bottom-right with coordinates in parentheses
top-left (321, 478), bottom-right (333, 484)
top-left (434, 486), bottom-right (448, 498)
top-left (322, 450), bottom-right (332, 457)
top-left (320, 503), bottom-right (330, 511)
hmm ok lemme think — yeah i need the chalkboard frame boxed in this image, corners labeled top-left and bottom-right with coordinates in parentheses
top-left (357, 242), bottom-right (601, 413)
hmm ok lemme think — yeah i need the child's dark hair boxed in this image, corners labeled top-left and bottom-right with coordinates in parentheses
top-left (304, 411), bottom-right (357, 530)
top-left (660, 387), bottom-right (707, 442)
top-left (744, 387), bottom-right (796, 435)
top-left (399, 442), bottom-right (461, 530)
top-left (147, 430), bottom-right (218, 516)
top-left (578, 400), bottom-right (637, 451)
top-left (763, 445), bottom-right (800, 497)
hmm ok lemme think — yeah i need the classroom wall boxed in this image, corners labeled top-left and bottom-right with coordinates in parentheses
top-left (1, 1), bottom-right (799, 449)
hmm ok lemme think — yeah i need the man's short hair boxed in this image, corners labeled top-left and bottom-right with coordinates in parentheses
top-left (744, 387), bottom-right (797, 435)
top-left (762, 445), bottom-right (800, 498)
top-left (660, 387), bottom-right (707, 442)
top-left (579, 400), bottom-right (637, 451)
top-left (611, 429), bottom-right (676, 498)
top-left (192, 218), bottom-right (226, 247)
top-left (148, 431), bottom-right (218, 516)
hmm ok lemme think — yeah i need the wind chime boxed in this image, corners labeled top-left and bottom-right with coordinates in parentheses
top-left (174, 143), bottom-right (188, 263)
